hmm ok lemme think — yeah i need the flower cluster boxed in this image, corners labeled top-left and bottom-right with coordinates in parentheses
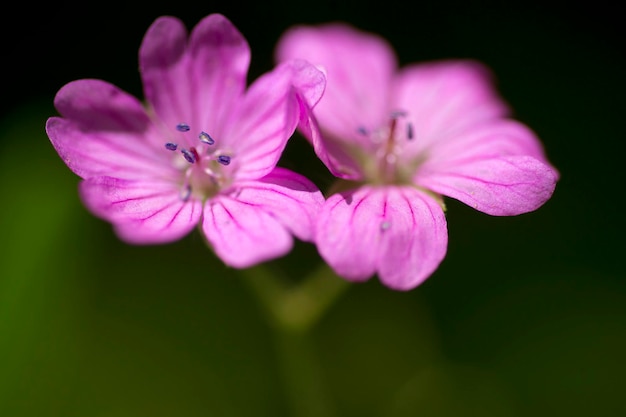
top-left (46, 14), bottom-right (558, 290)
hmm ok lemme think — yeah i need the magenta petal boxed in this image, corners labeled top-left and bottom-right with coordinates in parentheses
top-left (417, 155), bottom-right (558, 216)
top-left (295, 90), bottom-right (364, 180)
top-left (411, 107), bottom-right (559, 217)
top-left (315, 189), bottom-right (381, 282)
top-left (392, 60), bottom-right (510, 157)
top-left (230, 167), bottom-right (325, 242)
top-left (276, 23), bottom-right (397, 146)
top-left (224, 60), bottom-right (326, 180)
top-left (52, 78), bottom-right (152, 132)
top-left (316, 186), bottom-right (448, 289)
top-left (421, 119), bottom-right (553, 166)
top-left (138, 16), bottom-right (190, 127)
top-left (202, 196), bottom-right (293, 268)
top-left (80, 177), bottom-right (202, 244)
top-left (376, 187), bottom-right (448, 290)
top-left (187, 14), bottom-right (251, 131)
top-left (139, 14), bottom-right (250, 132)
top-left (46, 80), bottom-right (169, 180)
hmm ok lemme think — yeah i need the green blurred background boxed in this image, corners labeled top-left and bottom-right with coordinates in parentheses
top-left (1, 1), bottom-right (625, 416)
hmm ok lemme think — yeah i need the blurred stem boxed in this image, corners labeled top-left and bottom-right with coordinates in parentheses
top-left (274, 328), bottom-right (336, 417)
top-left (241, 262), bottom-right (350, 332)
top-left (241, 262), bottom-right (349, 417)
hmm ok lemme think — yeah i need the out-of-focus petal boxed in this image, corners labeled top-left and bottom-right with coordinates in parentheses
top-left (52, 79), bottom-right (151, 132)
top-left (295, 83), bottom-right (364, 180)
top-left (80, 177), bottom-right (202, 244)
top-left (223, 60), bottom-right (325, 180)
top-left (276, 23), bottom-right (396, 149)
top-left (230, 167), bottom-right (325, 242)
top-left (421, 119), bottom-right (553, 166)
top-left (139, 14), bottom-right (250, 136)
top-left (392, 60), bottom-right (510, 159)
top-left (138, 16), bottom-right (190, 128)
top-left (416, 155), bottom-right (558, 216)
top-left (201, 195), bottom-right (293, 268)
top-left (187, 14), bottom-right (251, 132)
top-left (46, 79), bottom-right (170, 180)
top-left (316, 185), bottom-right (448, 290)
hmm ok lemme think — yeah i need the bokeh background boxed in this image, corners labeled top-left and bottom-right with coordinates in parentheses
top-left (1, 1), bottom-right (624, 416)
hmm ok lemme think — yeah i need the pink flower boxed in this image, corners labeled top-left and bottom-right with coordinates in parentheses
top-left (46, 14), bottom-right (326, 268)
top-left (276, 23), bottom-right (559, 290)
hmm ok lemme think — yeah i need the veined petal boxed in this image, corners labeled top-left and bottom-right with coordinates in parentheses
top-left (295, 83), bottom-right (364, 180)
top-left (316, 186), bottom-right (448, 290)
top-left (416, 155), bottom-right (558, 216)
top-left (80, 177), bottom-right (202, 244)
top-left (288, 58), bottom-right (326, 109)
top-left (46, 79), bottom-right (170, 180)
top-left (52, 78), bottom-right (152, 132)
top-left (392, 60), bottom-right (510, 159)
top-left (230, 167), bottom-right (325, 242)
top-left (139, 14), bottom-right (250, 134)
top-left (421, 119), bottom-right (553, 166)
top-left (316, 189), bottom-right (379, 281)
top-left (202, 195), bottom-right (293, 268)
top-left (187, 14), bottom-right (251, 132)
top-left (224, 60), bottom-right (326, 180)
top-left (138, 16), bottom-right (190, 128)
top-left (376, 187), bottom-right (448, 290)
top-left (276, 23), bottom-right (396, 148)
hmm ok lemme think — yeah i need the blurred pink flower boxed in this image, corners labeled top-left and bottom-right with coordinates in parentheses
top-left (276, 23), bottom-right (559, 290)
top-left (46, 14), bottom-right (326, 268)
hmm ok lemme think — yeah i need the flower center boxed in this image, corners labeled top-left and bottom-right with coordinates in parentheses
top-left (358, 111), bottom-right (415, 185)
top-left (164, 123), bottom-right (234, 201)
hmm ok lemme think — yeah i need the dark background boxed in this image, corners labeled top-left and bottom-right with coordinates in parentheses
top-left (1, 1), bottom-right (625, 416)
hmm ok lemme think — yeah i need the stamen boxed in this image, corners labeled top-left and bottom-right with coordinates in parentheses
top-left (181, 148), bottom-right (196, 164)
top-left (217, 155), bottom-right (231, 166)
top-left (165, 142), bottom-right (178, 151)
top-left (357, 126), bottom-right (369, 136)
top-left (176, 123), bottom-right (191, 132)
top-left (179, 184), bottom-right (192, 201)
top-left (199, 131), bottom-right (215, 145)
top-left (390, 110), bottom-right (407, 119)
top-left (380, 221), bottom-right (391, 231)
top-left (407, 123), bottom-right (414, 140)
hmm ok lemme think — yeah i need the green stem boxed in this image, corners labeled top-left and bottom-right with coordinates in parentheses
top-left (240, 262), bottom-right (350, 417)
top-left (274, 327), bottom-right (337, 417)
top-left (241, 262), bottom-right (350, 332)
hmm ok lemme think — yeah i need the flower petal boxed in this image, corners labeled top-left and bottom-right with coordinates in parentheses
top-left (392, 60), bottom-right (510, 159)
top-left (46, 79), bottom-right (170, 180)
top-left (139, 14), bottom-right (250, 135)
top-left (229, 167), bottom-right (325, 242)
top-left (316, 186), bottom-right (448, 290)
top-left (276, 23), bottom-right (396, 150)
top-left (80, 176), bottom-right (202, 244)
top-left (202, 196), bottom-right (293, 268)
top-left (224, 60), bottom-right (326, 180)
top-left (376, 187), bottom-right (448, 291)
top-left (416, 155), bottom-right (558, 216)
top-left (315, 189), bottom-right (381, 281)
top-left (294, 81), bottom-right (364, 180)
top-left (187, 14), bottom-right (251, 132)
top-left (421, 119), bottom-right (554, 166)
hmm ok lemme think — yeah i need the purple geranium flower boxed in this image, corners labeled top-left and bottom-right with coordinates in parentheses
top-left (276, 23), bottom-right (559, 290)
top-left (46, 14), bottom-right (326, 268)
